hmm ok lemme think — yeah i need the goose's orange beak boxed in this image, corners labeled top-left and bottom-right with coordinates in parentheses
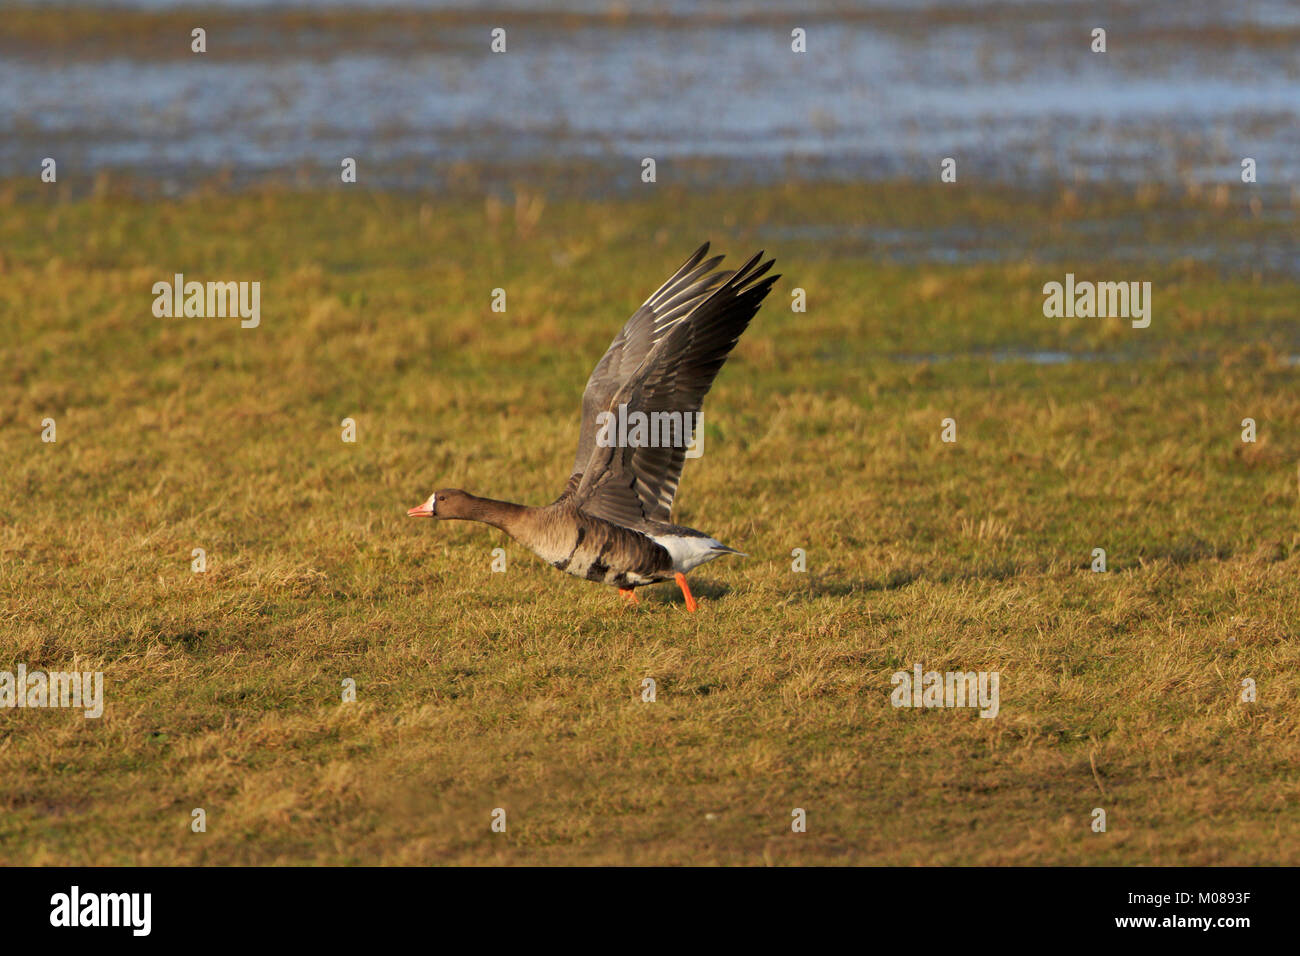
top-left (407, 502), bottom-right (434, 517)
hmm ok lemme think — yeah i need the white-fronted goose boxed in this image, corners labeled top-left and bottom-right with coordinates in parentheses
top-left (407, 243), bottom-right (778, 611)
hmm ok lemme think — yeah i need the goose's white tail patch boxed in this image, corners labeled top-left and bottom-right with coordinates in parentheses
top-left (650, 534), bottom-right (742, 574)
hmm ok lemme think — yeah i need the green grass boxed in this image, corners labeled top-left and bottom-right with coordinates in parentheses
top-left (1, 177), bottom-right (1298, 864)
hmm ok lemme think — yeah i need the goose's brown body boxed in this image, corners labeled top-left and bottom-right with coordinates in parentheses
top-left (435, 491), bottom-right (676, 589)
top-left (408, 243), bottom-right (778, 609)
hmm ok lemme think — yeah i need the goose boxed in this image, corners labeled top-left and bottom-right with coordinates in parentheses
top-left (407, 243), bottom-right (778, 611)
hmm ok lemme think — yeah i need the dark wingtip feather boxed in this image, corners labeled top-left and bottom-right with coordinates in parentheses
top-left (685, 242), bottom-right (710, 268)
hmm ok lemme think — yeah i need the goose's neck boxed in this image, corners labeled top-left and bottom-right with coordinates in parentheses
top-left (458, 494), bottom-right (532, 535)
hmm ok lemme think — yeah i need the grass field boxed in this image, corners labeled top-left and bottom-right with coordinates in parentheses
top-left (1, 177), bottom-right (1298, 864)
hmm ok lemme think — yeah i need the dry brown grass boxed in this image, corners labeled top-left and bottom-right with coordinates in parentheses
top-left (1, 180), bottom-right (1298, 864)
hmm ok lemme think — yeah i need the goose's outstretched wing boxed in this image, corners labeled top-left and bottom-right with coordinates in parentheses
top-left (566, 243), bottom-right (725, 482)
top-left (563, 247), bottom-right (778, 528)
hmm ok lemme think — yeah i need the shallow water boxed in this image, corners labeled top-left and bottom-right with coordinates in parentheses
top-left (890, 349), bottom-right (1300, 367)
top-left (893, 349), bottom-right (1095, 364)
top-left (769, 219), bottom-right (1300, 279)
top-left (4, 1), bottom-right (1300, 192)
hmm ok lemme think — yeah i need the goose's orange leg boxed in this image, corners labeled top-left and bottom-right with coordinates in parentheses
top-left (674, 573), bottom-right (697, 612)
top-left (619, 588), bottom-right (639, 606)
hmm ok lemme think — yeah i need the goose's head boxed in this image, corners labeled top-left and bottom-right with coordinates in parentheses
top-left (406, 489), bottom-right (471, 520)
